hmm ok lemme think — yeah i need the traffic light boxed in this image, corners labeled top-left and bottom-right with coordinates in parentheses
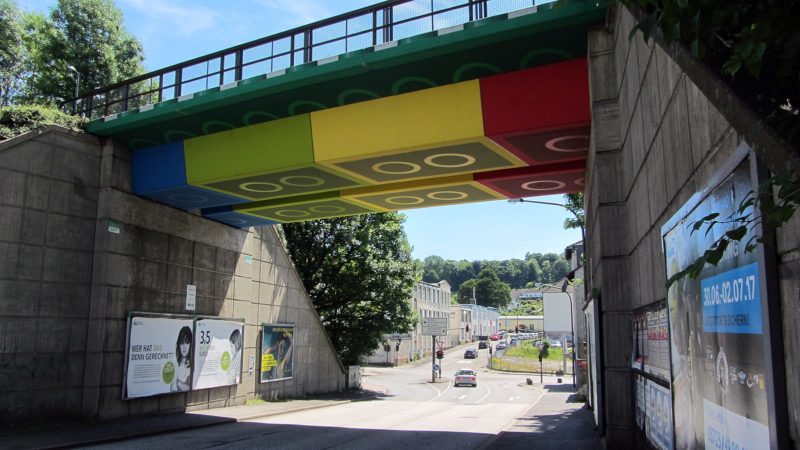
top-left (436, 350), bottom-right (444, 359)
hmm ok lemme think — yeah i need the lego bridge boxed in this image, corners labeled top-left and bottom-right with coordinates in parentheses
top-left (81, 0), bottom-right (605, 227)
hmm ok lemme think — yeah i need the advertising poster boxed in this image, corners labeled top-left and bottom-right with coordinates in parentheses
top-left (646, 380), bottom-right (674, 450)
top-left (663, 159), bottom-right (770, 449)
top-left (125, 316), bottom-right (194, 399)
top-left (635, 374), bottom-right (646, 430)
top-left (645, 307), bottom-right (670, 381)
top-left (261, 324), bottom-right (294, 383)
top-left (193, 319), bottom-right (244, 390)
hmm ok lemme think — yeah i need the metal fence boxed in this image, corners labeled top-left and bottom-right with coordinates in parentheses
top-left (64, 0), bottom-right (544, 119)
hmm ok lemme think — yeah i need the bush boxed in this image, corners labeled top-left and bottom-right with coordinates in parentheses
top-left (0, 105), bottom-right (87, 140)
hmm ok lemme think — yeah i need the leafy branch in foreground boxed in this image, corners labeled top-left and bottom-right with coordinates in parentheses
top-left (666, 173), bottom-right (800, 288)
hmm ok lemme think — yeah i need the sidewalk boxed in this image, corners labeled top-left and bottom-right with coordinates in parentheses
top-left (1, 389), bottom-right (381, 450)
top-left (481, 380), bottom-right (601, 450)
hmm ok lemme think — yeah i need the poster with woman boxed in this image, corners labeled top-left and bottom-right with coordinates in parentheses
top-left (192, 318), bottom-right (245, 389)
top-left (260, 324), bottom-right (294, 383)
top-left (125, 315), bottom-right (194, 399)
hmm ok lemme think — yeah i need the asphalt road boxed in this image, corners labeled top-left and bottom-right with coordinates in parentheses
top-left (82, 348), bottom-right (543, 450)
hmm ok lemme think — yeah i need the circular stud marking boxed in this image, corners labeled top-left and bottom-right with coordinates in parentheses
top-left (163, 130), bottom-right (195, 143)
top-left (201, 120), bottom-right (235, 135)
top-left (427, 191), bottom-right (468, 201)
top-left (544, 135), bottom-right (589, 153)
top-left (372, 161), bottom-right (422, 175)
top-left (239, 182), bottom-right (284, 193)
top-left (574, 177), bottom-right (585, 186)
top-left (243, 111), bottom-right (279, 125)
top-left (224, 218), bottom-right (248, 226)
top-left (452, 62), bottom-right (502, 82)
top-left (279, 175), bottom-right (325, 187)
top-left (288, 100), bottom-right (327, 116)
top-left (275, 210), bottom-right (311, 218)
top-left (337, 89), bottom-right (380, 106)
top-left (423, 153), bottom-right (476, 169)
top-left (385, 196), bottom-right (425, 206)
top-left (521, 180), bottom-right (567, 191)
top-left (391, 76), bottom-right (437, 95)
top-left (309, 205), bottom-right (346, 214)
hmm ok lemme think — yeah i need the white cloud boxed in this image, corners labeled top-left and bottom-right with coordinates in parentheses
top-left (122, 0), bottom-right (220, 35)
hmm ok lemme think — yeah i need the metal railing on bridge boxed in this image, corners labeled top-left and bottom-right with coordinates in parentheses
top-left (63, 0), bottom-right (545, 119)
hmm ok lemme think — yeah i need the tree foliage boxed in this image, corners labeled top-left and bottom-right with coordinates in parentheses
top-left (0, 0), bottom-right (26, 106)
top-left (6, 0), bottom-right (144, 105)
top-left (563, 193), bottom-right (585, 232)
top-left (624, 0), bottom-right (799, 150)
top-left (456, 267), bottom-right (512, 309)
top-left (281, 213), bottom-right (417, 366)
top-left (0, 104), bottom-right (87, 139)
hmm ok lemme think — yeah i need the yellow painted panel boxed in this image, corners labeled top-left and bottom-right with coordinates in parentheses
top-left (311, 80), bottom-right (484, 163)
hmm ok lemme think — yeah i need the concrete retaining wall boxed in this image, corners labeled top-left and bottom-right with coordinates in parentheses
top-left (0, 127), bottom-right (345, 425)
top-left (586, 4), bottom-right (799, 448)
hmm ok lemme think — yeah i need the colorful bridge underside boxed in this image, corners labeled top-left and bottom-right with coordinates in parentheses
top-left (87, 3), bottom-right (603, 228)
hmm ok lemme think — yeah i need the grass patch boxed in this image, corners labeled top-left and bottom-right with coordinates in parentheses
top-left (245, 398), bottom-right (268, 405)
top-left (504, 342), bottom-right (565, 361)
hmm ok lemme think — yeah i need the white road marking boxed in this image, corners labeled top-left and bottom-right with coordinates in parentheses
top-left (424, 381), bottom-right (451, 403)
top-left (458, 394), bottom-right (466, 400)
top-left (475, 381), bottom-right (492, 404)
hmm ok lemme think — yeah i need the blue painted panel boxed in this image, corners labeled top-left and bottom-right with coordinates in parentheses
top-left (132, 142), bottom-right (187, 193)
top-left (132, 141), bottom-right (248, 209)
top-left (203, 206), bottom-right (278, 228)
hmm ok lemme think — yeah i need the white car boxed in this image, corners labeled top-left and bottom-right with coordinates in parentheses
top-left (454, 368), bottom-right (478, 387)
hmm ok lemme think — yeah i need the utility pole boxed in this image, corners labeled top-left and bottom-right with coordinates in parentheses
top-left (431, 337), bottom-right (436, 383)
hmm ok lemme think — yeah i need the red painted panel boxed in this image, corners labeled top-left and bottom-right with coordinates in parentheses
top-left (480, 58), bottom-right (591, 135)
top-left (475, 160), bottom-right (586, 198)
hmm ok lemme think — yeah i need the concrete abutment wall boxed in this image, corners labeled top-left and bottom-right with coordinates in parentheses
top-left (586, 4), bottom-right (799, 448)
top-left (0, 127), bottom-right (345, 425)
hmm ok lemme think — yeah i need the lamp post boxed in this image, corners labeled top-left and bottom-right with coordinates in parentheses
top-left (67, 65), bottom-right (80, 114)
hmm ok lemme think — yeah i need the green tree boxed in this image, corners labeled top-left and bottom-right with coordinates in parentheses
top-left (282, 213), bottom-right (417, 366)
top-left (563, 193), bottom-right (584, 232)
top-left (0, 0), bottom-right (26, 105)
top-left (23, 0), bottom-right (144, 104)
top-left (457, 267), bottom-right (511, 309)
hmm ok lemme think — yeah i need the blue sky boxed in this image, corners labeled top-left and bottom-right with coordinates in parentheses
top-left (20, 0), bottom-right (582, 261)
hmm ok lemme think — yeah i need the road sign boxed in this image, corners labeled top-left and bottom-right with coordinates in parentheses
top-left (421, 317), bottom-right (448, 335)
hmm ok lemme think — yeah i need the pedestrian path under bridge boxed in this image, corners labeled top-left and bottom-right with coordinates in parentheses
top-left (69, 0), bottom-right (607, 227)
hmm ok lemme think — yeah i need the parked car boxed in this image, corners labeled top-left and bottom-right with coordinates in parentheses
top-left (454, 368), bottom-right (478, 387)
top-left (489, 333), bottom-right (501, 341)
top-left (464, 348), bottom-right (478, 359)
top-left (478, 340), bottom-right (488, 349)
top-left (551, 340), bottom-right (562, 348)
top-left (496, 342), bottom-right (507, 351)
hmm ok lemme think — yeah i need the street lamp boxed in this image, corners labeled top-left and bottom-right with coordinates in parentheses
top-left (507, 197), bottom-right (585, 246)
top-left (67, 65), bottom-right (80, 114)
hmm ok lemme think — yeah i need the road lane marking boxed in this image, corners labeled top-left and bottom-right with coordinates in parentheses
top-left (458, 394), bottom-right (466, 400)
top-left (475, 381), bottom-right (492, 404)
top-left (424, 380), bottom-right (451, 402)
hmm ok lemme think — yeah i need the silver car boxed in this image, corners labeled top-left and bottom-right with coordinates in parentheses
top-left (454, 368), bottom-right (478, 387)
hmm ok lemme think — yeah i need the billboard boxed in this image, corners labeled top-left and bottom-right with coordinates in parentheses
top-left (543, 292), bottom-right (572, 332)
top-left (125, 315), bottom-right (194, 398)
top-left (192, 318), bottom-right (245, 389)
top-left (261, 324), bottom-right (294, 382)
top-left (663, 154), bottom-right (771, 449)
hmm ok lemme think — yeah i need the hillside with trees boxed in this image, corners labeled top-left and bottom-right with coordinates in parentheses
top-left (419, 252), bottom-right (571, 295)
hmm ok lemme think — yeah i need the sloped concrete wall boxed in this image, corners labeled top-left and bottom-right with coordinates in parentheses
top-left (0, 129), bottom-right (103, 421)
top-left (0, 127), bottom-right (345, 425)
top-left (586, 4), bottom-right (799, 448)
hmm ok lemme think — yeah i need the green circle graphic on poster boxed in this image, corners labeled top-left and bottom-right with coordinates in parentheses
top-left (220, 351), bottom-right (231, 370)
top-left (162, 361), bottom-right (175, 384)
